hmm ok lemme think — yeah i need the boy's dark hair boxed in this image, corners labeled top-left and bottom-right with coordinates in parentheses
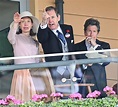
top-left (45, 6), bottom-right (59, 16)
top-left (84, 18), bottom-right (100, 33)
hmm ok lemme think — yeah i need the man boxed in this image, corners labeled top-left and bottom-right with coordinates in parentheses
top-left (74, 18), bottom-right (110, 98)
top-left (37, 6), bottom-right (77, 95)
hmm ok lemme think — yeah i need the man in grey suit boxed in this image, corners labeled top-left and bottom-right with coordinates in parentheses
top-left (74, 18), bottom-right (110, 98)
top-left (37, 6), bottom-right (78, 95)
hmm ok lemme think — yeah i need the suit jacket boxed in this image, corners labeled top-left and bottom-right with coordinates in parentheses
top-left (74, 39), bottom-right (110, 92)
top-left (37, 24), bottom-right (74, 62)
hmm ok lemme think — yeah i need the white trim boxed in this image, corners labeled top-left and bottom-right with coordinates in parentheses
top-left (0, 49), bottom-right (117, 60)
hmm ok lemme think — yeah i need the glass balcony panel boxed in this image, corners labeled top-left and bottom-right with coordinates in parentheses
top-left (0, 49), bottom-right (118, 101)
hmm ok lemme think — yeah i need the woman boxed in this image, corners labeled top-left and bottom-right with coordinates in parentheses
top-left (8, 11), bottom-right (40, 102)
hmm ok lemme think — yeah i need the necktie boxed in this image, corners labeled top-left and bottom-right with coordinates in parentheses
top-left (56, 30), bottom-right (65, 44)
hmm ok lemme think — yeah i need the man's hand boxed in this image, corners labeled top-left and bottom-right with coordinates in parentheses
top-left (86, 37), bottom-right (97, 47)
top-left (41, 11), bottom-right (50, 25)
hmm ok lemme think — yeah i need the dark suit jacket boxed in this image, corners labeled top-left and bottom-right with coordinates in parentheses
top-left (37, 24), bottom-right (74, 62)
top-left (74, 39), bottom-right (110, 92)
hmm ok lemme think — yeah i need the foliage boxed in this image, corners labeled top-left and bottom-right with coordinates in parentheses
top-left (1, 96), bottom-right (117, 107)
top-left (18, 96), bottom-right (118, 107)
top-left (0, 86), bottom-right (118, 107)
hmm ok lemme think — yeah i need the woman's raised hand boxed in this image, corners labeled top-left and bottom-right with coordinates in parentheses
top-left (14, 12), bottom-right (21, 23)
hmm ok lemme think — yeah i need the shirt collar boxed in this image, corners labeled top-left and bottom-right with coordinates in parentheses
top-left (52, 25), bottom-right (63, 36)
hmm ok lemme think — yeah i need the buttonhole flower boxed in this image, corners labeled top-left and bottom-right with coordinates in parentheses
top-left (65, 30), bottom-right (70, 38)
top-left (66, 30), bottom-right (70, 33)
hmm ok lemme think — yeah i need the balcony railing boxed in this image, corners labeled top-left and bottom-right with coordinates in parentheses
top-left (0, 49), bottom-right (118, 100)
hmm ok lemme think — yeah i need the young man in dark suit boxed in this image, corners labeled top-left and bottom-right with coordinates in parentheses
top-left (74, 18), bottom-right (110, 98)
top-left (37, 6), bottom-right (78, 95)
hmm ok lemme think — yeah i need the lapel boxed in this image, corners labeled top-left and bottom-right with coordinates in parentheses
top-left (60, 25), bottom-right (66, 38)
top-left (50, 29), bottom-right (63, 50)
top-left (81, 40), bottom-right (88, 59)
top-left (82, 40), bottom-right (87, 51)
top-left (96, 39), bottom-right (101, 45)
